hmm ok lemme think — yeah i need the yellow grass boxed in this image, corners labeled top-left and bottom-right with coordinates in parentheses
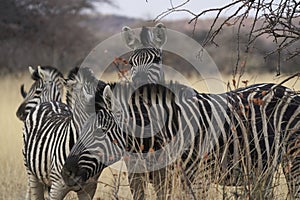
top-left (0, 71), bottom-right (299, 199)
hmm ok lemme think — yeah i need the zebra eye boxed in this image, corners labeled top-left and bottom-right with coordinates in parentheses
top-left (153, 56), bottom-right (161, 64)
top-left (131, 69), bottom-right (136, 76)
top-left (129, 60), bottom-right (133, 66)
top-left (35, 89), bottom-right (42, 95)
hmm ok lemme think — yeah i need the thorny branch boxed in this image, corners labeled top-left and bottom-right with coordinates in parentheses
top-left (155, 0), bottom-right (300, 76)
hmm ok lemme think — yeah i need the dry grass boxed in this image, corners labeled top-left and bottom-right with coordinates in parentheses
top-left (1, 71), bottom-right (299, 199)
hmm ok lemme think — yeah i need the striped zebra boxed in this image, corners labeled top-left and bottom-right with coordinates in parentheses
top-left (61, 81), bottom-right (300, 199)
top-left (22, 67), bottom-right (104, 199)
top-left (16, 65), bottom-right (64, 121)
top-left (122, 23), bottom-right (167, 85)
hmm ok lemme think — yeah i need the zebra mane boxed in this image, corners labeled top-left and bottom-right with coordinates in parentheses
top-left (67, 67), bottom-right (98, 84)
top-left (31, 65), bottom-right (63, 81)
top-left (140, 26), bottom-right (152, 47)
top-left (93, 81), bottom-right (197, 113)
top-left (67, 66), bottom-right (80, 79)
top-left (94, 81), bottom-right (110, 111)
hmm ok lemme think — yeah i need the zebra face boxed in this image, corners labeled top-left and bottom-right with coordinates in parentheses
top-left (61, 154), bottom-right (90, 188)
top-left (129, 48), bottom-right (164, 85)
top-left (62, 114), bottom-right (123, 188)
top-left (16, 80), bottom-right (44, 121)
top-left (62, 85), bottom-right (124, 188)
top-left (65, 67), bottom-right (104, 117)
top-left (122, 23), bottom-right (167, 85)
top-left (16, 66), bottom-right (64, 121)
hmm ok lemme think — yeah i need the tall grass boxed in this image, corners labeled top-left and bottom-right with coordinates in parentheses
top-left (0, 74), bottom-right (28, 199)
top-left (0, 71), bottom-right (299, 199)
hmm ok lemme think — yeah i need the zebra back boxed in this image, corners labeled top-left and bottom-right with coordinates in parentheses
top-left (62, 83), bottom-right (126, 188)
top-left (62, 81), bottom-right (197, 181)
top-left (122, 23), bottom-right (167, 85)
top-left (16, 66), bottom-right (64, 121)
top-left (62, 81), bottom-right (300, 198)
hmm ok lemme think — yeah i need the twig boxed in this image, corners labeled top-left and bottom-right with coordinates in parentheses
top-left (155, 0), bottom-right (300, 75)
top-left (179, 162), bottom-right (197, 200)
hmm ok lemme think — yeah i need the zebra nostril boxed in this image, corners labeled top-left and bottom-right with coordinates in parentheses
top-left (66, 170), bottom-right (72, 176)
top-left (61, 155), bottom-right (81, 186)
top-left (62, 166), bottom-right (77, 187)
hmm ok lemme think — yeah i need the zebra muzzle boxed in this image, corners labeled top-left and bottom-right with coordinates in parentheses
top-left (61, 155), bottom-right (90, 188)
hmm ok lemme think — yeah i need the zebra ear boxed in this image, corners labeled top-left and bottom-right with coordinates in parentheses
top-left (58, 77), bottom-right (66, 86)
top-left (82, 88), bottom-right (94, 102)
top-left (65, 79), bottom-right (77, 90)
top-left (122, 26), bottom-right (141, 49)
top-left (28, 66), bottom-right (35, 75)
top-left (152, 23), bottom-right (167, 48)
top-left (103, 85), bottom-right (121, 113)
top-left (37, 65), bottom-right (46, 80)
top-left (29, 66), bottom-right (41, 81)
top-left (20, 84), bottom-right (27, 98)
top-left (140, 26), bottom-right (152, 47)
top-left (182, 87), bottom-right (197, 99)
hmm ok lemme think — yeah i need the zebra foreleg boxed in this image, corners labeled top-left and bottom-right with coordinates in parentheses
top-left (284, 156), bottom-right (300, 199)
top-left (27, 173), bottom-right (45, 200)
top-left (249, 166), bottom-right (276, 199)
top-left (48, 181), bottom-right (70, 200)
top-left (151, 168), bottom-right (170, 200)
top-left (25, 176), bottom-right (32, 200)
top-left (128, 172), bottom-right (147, 200)
top-left (282, 139), bottom-right (300, 199)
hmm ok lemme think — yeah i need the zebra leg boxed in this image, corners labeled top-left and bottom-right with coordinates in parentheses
top-left (283, 157), bottom-right (300, 199)
top-left (282, 137), bottom-right (300, 199)
top-left (249, 166), bottom-right (276, 199)
top-left (188, 162), bottom-right (211, 199)
top-left (261, 172), bottom-right (275, 199)
top-left (151, 168), bottom-right (169, 200)
top-left (48, 181), bottom-right (70, 200)
top-left (25, 181), bottom-right (31, 200)
top-left (125, 157), bottom-right (148, 199)
top-left (27, 173), bottom-right (45, 200)
top-left (128, 172), bottom-right (147, 200)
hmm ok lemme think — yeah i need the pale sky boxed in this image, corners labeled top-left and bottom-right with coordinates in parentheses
top-left (97, 0), bottom-right (230, 20)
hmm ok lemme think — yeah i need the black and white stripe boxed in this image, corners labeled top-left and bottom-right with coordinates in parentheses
top-left (16, 66), bottom-right (64, 121)
top-left (62, 82), bottom-right (300, 199)
top-left (122, 23), bottom-right (167, 85)
top-left (22, 67), bottom-right (103, 199)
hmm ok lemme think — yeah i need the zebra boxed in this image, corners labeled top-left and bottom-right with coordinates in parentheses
top-left (22, 67), bottom-right (105, 199)
top-left (122, 23), bottom-right (167, 85)
top-left (61, 81), bottom-right (300, 199)
top-left (16, 65), bottom-right (64, 121)
top-left (16, 65), bottom-right (65, 198)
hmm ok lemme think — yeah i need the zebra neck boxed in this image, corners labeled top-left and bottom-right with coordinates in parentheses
top-left (67, 95), bottom-right (93, 131)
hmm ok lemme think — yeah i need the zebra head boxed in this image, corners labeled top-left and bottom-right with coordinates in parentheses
top-left (62, 84), bottom-right (124, 188)
top-left (16, 65), bottom-right (64, 121)
top-left (66, 67), bottom-right (99, 110)
top-left (65, 67), bottom-right (107, 130)
top-left (122, 23), bottom-right (167, 85)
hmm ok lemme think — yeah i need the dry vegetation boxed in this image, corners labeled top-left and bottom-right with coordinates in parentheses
top-left (1, 71), bottom-right (299, 199)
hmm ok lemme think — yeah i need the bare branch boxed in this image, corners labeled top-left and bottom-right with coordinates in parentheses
top-left (156, 0), bottom-right (300, 75)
